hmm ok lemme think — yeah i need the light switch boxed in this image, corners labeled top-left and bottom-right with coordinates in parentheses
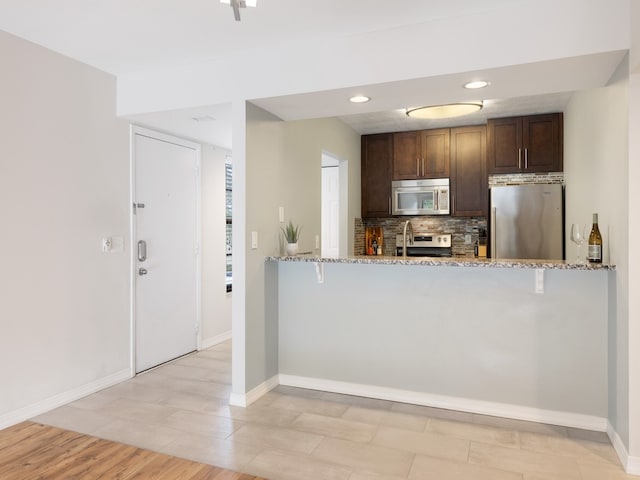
top-left (279, 207), bottom-right (285, 223)
top-left (315, 235), bottom-right (320, 249)
top-left (102, 236), bottom-right (125, 253)
top-left (251, 231), bottom-right (258, 249)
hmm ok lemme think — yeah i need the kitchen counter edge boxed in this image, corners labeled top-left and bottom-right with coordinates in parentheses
top-left (265, 255), bottom-right (614, 270)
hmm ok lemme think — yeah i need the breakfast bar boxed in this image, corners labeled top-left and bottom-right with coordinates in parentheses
top-left (266, 255), bottom-right (613, 431)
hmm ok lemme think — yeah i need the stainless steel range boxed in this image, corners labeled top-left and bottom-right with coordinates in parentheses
top-left (395, 233), bottom-right (452, 257)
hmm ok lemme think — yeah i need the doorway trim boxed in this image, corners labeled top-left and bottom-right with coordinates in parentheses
top-left (321, 151), bottom-right (348, 257)
top-left (129, 125), bottom-right (203, 375)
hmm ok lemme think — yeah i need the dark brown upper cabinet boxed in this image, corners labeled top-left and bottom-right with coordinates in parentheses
top-left (361, 133), bottom-right (393, 218)
top-left (487, 113), bottom-right (563, 174)
top-left (450, 125), bottom-right (487, 217)
top-left (393, 129), bottom-right (450, 180)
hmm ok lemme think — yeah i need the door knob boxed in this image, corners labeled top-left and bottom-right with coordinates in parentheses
top-left (138, 268), bottom-right (148, 276)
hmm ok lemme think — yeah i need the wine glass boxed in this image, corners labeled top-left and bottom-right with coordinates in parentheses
top-left (570, 223), bottom-right (587, 264)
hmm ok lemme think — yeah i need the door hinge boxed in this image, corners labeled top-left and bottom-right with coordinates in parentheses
top-left (194, 166), bottom-right (200, 177)
top-left (195, 243), bottom-right (200, 256)
top-left (195, 323), bottom-right (200, 334)
top-left (133, 202), bottom-right (145, 214)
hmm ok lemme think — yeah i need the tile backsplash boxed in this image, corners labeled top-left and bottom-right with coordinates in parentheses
top-left (489, 171), bottom-right (564, 186)
top-left (357, 216), bottom-right (487, 257)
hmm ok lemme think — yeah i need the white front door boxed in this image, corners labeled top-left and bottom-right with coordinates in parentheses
top-left (321, 165), bottom-right (340, 258)
top-left (133, 128), bottom-right (200, 373)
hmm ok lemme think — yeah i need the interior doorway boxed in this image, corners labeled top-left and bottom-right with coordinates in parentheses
top-left (131, 127), bottom-right (201, 373)
top-left (321, 152), bottom-right (346, 258)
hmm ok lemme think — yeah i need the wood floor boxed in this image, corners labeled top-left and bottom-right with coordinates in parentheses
top-left (0, 421), bottom-right (266, 480)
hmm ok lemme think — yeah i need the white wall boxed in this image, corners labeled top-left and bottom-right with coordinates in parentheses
top-left (278, 262), bottom-right (609, 428)
top-left (0, 31), bottom-right (130, 425)
top-left (281, 118), bottom-right (361, 256)
top-left (201, 144), bottom-right (232, 346)
top-left (233, 105), bottom-right (361, 398)
top-left (627, 1), bottom-right (640, 463)
top-left (236, 103), bottom-right (286, 396)
top-left (564, 56), bottom-right (638, 467)
top-left (564, 62), bottom-right (629, 267)
top-left (117, 0), bottom-right (629, 116)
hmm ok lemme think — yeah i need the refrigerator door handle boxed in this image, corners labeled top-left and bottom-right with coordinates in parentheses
top-left (491, 206), bottom-right (497, 258)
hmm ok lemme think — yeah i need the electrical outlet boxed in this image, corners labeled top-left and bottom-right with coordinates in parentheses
top-left (315, 235), bottom-right (320, 249)
top-left (279, 207), bottom-right (284, 223)
top-left (465, 234), bottom-right (472, 244)
top-left (535, 269), bottom-right (545, 294)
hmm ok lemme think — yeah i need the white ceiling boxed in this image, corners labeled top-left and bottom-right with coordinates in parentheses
top-left (0, 0), bottom-right (517, 76)
top-left (0, 1), bottom-right (627, 147)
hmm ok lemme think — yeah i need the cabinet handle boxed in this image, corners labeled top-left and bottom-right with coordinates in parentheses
top-left (451, 193), bottom-right (455, 214)
top-left (518, 148), bottom-right (522, 169)
top-left (416, 158), bottom-right (420, 177)
top-left (388, 196), bottom-right (392, 215)
top-left (422, 158), bottom-right (425, 177)
top-left (525, 148), bottom-right (528, 169)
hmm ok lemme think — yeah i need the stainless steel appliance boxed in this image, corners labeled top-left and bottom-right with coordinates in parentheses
top-left (391, 178), bottom-right (450, 216)
top-left (395, 233), bottom-right (452, 257)
top-left (490, 183), bottom-right (564, 260)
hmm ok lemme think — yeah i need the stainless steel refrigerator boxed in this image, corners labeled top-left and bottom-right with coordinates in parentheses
top-left (490, 183), bottom-right (564, 260)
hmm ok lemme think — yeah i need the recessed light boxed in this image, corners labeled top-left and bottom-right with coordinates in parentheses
top-left (349, 95), bottom-right (371, 103)
top-left (192, 115), bottom-right (216, 122)
top-left (464, 80), bottom-right (489, 89)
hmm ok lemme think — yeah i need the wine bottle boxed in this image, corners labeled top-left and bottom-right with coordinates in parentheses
top-left (587, 213), bottom-right (603, 263)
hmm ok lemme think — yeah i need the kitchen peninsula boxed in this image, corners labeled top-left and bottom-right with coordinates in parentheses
top-left (266, 254), bottom-right (613, 431)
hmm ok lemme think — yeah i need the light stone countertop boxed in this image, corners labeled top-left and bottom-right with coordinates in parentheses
top-left (266, 254), bottom-right (614, 270)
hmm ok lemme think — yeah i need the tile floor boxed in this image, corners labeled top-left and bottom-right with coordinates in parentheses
top-left (31, 341), bottom-right (633, 480)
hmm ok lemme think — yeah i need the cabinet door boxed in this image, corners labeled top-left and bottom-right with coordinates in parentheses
top-left (450, 125), bottom-right (487, 217)
top-left (421, 128), bottom-right (450, 178)
top-left (362, 134), bottom-right (393, 218)
top-left (523, 113), bottom-right (563, 172)
top-left (393, 131), bottom-right (421, 179)
top-left (487, 117), bottom-right (522, 174)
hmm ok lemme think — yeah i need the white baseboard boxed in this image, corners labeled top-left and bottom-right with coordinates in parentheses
top-left (229, 374), bottom-right (279, 408)
top-left (200, 330), bottom-right (232, 350)
top-left (629, 457), bottom-right (640, 476)
top-left (608, 421), bottom-right (640, 475)
top-left (0, 368), bottom-right (131, 430)
top-left (279, 374), bottom-right (608, 432)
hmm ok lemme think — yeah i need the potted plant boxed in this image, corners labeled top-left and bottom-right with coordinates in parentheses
top-left (281, 220), bottom-right (302, 256)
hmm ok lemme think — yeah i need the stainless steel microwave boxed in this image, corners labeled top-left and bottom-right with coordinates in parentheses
top-left (391, 178), bottom-right (450, 215)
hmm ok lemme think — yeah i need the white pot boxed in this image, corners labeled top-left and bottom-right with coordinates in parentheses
top-left (286, 242), bottom-right (299, 256)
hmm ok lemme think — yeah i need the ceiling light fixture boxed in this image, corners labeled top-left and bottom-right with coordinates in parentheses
top-left (464, 80), bottom-right (489, 89)
top-left (349, 95), bottom-right (371, 103)
top-left (406, 102), bottom-right (483, 119)
top-left (220, 0), bottom-right (256, 21)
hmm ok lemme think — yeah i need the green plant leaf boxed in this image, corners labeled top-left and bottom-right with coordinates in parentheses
top-left (281, 220), bottom-right (301, 243)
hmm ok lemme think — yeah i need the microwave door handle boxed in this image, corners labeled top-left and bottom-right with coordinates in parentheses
top-left (435, 189), bottom-right (439, 211)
